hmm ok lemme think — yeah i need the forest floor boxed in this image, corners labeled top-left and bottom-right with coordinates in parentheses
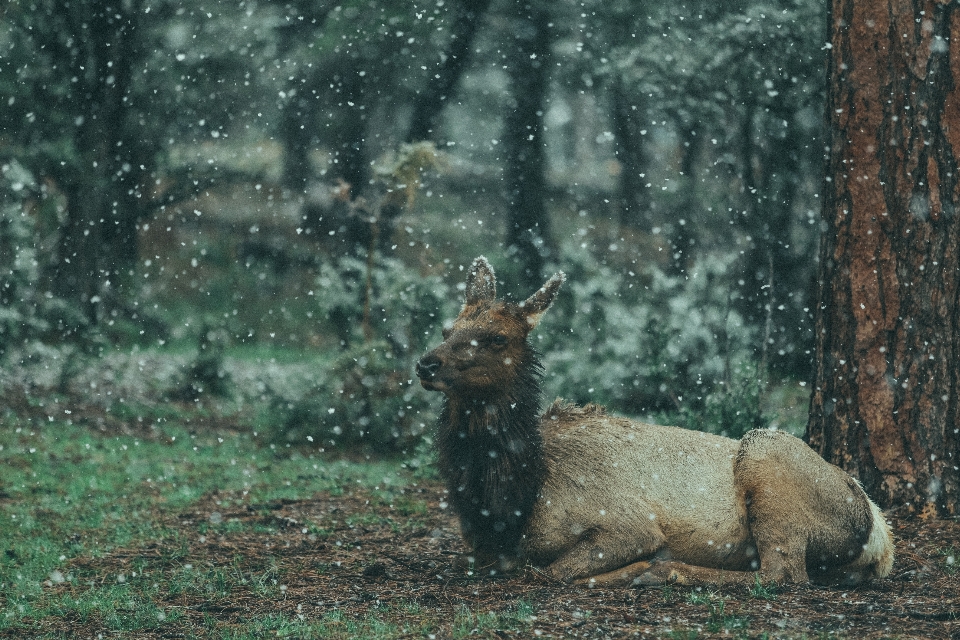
top-left (2, 388), bottom-right (958, 639)
top-left (21, 482), bottom-right (960, 639)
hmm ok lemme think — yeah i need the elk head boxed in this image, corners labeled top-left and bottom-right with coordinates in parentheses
top-left (415, 256), bottom-right (565, 397)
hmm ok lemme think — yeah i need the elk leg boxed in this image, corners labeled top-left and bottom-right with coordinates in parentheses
top-left (632, 561), bottom-right (758, 586)
top-left (573, 560), bottom-right (655, 586)
top-left (751, 535), bottom-right (809, 583)
top-left (743, 489), bottom-right (810, 582)
top-left (545, 528), bottom-right (665, 583)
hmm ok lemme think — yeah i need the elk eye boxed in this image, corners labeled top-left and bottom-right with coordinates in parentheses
top-left (491, 334), bottom-right (508, 347)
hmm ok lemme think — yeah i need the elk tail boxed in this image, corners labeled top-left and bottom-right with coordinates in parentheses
top-left (850, 497), bottom-right (894, 579)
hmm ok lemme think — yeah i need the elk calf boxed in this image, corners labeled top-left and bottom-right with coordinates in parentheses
top-left (416, 256), bottom-right (893, 585)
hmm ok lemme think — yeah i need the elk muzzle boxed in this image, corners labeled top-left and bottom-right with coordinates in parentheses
top-left (415, 353), bottom-right (445, 391)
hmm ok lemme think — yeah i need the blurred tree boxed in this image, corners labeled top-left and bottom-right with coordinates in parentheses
top-left (610, 75), bottom-right (653, 231)
top-left (0, 162), bottom-right (43, 354)
top-left (1, 1), bottom-right (158, 325)
top-left (602, 0), bottom-right (824, 377)
top-left (292, 1), bottom-right (442, 197)
top-left (571, 0), bottom-right (655, 231)
top-left (275, 1), bottom-right (335, 192)
top-left (288, 1), bottom-right (448, 255)
top-left (707, 5), bottom-right (824, 377)
top-left (807, 0), bottom-right (960, 516)
top-left (503, 0), bottom-right (553, 291)
top-left (1, 0), bottom-right (269, 331)
top-left (406, 0), bottom-right (494, 143)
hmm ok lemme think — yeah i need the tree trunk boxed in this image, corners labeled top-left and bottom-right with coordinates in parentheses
top-left (503, 1), bottom-right (551, 291)
top-left (611, 75), bottom-right (652, 231)
top-left (276, 6), bottom-right (333, 192)
top-left (665, 126), bottom-right (700, 276)
top-left (331, 68), bottom-right (369, 198)
top-left (55, 182), bottom-right (107, 327)
top-left (406, 0), bottom-right (492, 143)
top-left (806, 0), bottom-right (960, 516)
top-left (280, 88), bottom-right (315, 192)
top-left (48, 1), bottom-right (149, 326)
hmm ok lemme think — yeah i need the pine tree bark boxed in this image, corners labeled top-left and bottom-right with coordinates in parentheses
top-left (806, 0), bottom-right (960, 516)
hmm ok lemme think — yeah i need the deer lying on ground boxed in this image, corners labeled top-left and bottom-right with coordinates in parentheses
top-left (415, 256), bottom-right (894, 586)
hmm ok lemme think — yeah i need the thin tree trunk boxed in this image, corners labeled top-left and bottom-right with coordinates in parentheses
top-left (280, 90), bottom-right (314, 192)
top-left (503, 1), bottom-right (551, 291)
top-left (665, 126), bottom-right (700, 276)
top-left (332, 69), bottom-right (369, 198)
top-left (806, 0), bottom-right (960, 516)
top-left (55, 183), bottom-right (106, 326)
top-left (407, 0), bottom-right (492, 143)
top-left (611, 75), bottom-right (651, 230)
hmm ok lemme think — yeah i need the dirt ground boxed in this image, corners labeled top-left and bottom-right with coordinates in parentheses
top-left (33, 481), bottom-right (960, 639)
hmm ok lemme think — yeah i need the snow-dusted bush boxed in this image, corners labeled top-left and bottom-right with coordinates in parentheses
top-left (538, 243), bottom-right (766, 433)
top-left (272, 255), bottom-right (454, 451)
top-left (0, 161), bottom-right (91, 361)
top-left (0, 161), bottom-right (46, 356)
top-left (170, 320), bottom-right (234, 400)
top-left (315, 255), bottom-right (453, 355)
top-left (272, 340), bottom-right (431, 452)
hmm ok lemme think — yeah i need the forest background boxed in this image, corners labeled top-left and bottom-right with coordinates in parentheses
top-left (5, 1), bottom-right (960, 637)
top-left (1, 0), bottom-right (823, 447)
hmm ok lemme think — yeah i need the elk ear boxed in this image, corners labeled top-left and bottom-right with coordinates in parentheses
top-left (464, 256), bottom-right (497, 305)
top-left (520, 271), bottom-right (565, 329)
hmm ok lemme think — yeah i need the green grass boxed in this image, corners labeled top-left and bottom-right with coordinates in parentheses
top-left (451, 600), bottom-right (535, 639)
top-left (0, 413), bottom-right (410, 634)
top-left (748, 574), bottom-right (777, 600)
top-left (684, 589), bottom-right (750, 636)
top-left (705, 599), bottom-right (749, 634)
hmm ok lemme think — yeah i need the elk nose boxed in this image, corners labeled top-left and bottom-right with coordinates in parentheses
top-left (416, 354), bottom-right (442, 379)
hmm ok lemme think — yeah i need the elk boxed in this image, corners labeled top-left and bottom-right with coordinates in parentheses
top-left (415, 256), bottom-right (894, 586)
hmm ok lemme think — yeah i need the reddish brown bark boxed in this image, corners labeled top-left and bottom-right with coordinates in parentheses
top-left (807, 0), bottom-right (960, 516)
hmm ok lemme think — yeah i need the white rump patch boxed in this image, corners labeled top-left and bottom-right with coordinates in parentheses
top-left (847, 498), bottom-right (894, 579)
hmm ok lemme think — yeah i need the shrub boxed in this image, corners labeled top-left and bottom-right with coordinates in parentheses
top-left (0, 161), bottom-right (45, 356)
top-left (0, 161), bottom-right (95, 364)
top-left (667, 361), bottom-right (767, 438)
top-left (538, 242), bottom-right (767, 431)
top-left (171, 320), bottom-right (234, 400)
top-left (271, 255), bottom-right (454, 452)
top-left (274, 340), bottom-right (432, 452)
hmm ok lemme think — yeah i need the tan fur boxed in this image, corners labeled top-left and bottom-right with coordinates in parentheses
top-left (417, 258), bottom-right (894, 585)
top-left (530, 404), bottom-right (893, 584)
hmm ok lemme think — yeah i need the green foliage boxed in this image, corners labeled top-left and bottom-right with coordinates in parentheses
top-left (941, 546), bottom-right (957, 575)
top-left (571, 0), bottom-right (824, 378)
top-left (669, 363), bottom-right (767, 438)
top-left (172, 320), bottom-right (234, 400)
top-left (540, 243), bottom-right (767, 432)
top-left (0, 162), bottom-right (84, 357)
top-left (267, 255), bottom-right (453, 452)
top-left (706, 599), bottom-right (750, 634)
top-left (686, 588), bottom-right (718, 606)
top-left (315, 254), bottom-right (453, 354)
top-left (0, 413), bottom-right (410, 632)
top-left (451, 600), bottom-right (534, 639)
top-left (0, 161), bottom-right (43, 354)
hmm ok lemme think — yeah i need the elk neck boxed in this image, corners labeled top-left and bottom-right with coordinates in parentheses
top-left (435, 350), bottom-right (547, 559)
